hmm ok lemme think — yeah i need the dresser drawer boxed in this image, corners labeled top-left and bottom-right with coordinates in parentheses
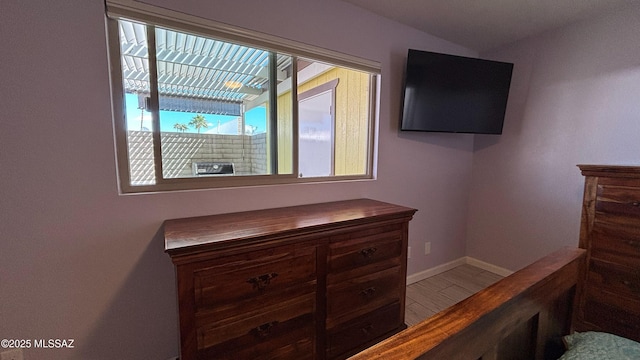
top-left (587, 259), bottom-right (640, 300)
top-left (590, 221), bottom-right (640, 268)
top-left (199, 313), bottom-right (315, 360)
top-left (326, 266), bottom-right (402, 327)
top-left (193, 244), bottom-right (316, 313)
top-left (580, 287), bottom-right (640, 343)
top-left (197, 293), bottom-right (315, 355)
top-left (326, 302), bottom-right (402, 359)
top-left (328, 224), bottom-right (403, 280)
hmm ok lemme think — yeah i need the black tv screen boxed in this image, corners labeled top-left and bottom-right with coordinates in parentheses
top-left (400, 49), bottom-right (513, 134)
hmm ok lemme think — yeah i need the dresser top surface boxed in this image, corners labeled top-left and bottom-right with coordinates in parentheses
top-left (164, 198), bottom-right (416, 256)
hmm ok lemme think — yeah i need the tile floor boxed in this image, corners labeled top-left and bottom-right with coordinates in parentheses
top-left (405, 264), bottom-right (504, 326)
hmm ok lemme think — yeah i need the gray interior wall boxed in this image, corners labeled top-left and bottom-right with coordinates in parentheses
top-left (466, 2), bottom-right (640, 271)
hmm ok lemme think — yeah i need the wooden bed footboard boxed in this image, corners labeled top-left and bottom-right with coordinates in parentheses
top-left (349, 247), bottom-right (586, 360)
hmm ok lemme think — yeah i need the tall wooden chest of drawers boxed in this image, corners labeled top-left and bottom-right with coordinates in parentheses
top-left (164, 199), bottom-right (416, 360)
top-left (576, 165), bottom-right (640, 342)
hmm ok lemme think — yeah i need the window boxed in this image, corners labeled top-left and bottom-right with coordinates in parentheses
top-left (106, 3), bottom-right (379, 192)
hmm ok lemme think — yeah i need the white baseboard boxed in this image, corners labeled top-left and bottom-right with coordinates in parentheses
top-left (464, 256), bottom-right (514, 277)
top-left (406, 256), bottom-right (513, 285)
top-left (406, 257), bottom-right (467, 285)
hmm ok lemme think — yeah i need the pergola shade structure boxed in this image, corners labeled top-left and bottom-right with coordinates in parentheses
top-left (118, 20), bottom-right (292, 116)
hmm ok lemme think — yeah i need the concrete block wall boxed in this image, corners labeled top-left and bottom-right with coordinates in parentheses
top-left (249, 133), bottom-right (268, 175)
top-left (126, 131), bottom-right (268, 185)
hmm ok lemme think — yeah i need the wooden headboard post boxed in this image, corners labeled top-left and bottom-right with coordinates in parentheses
top-left (574, 165), bottom-right (640, 342)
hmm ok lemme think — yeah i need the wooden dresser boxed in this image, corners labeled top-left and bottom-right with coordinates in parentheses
top-left (164, 199), bottom-right (416, 360)
top-left (576, 165), bottom-right (640, 342)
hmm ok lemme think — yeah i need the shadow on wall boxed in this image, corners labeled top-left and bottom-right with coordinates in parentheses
top-left (76, 228), bottom-right (179, 359)
top-left (474, 44), bottom-right (539, 152)
top-left (398, 130), bottom-right (475, 152)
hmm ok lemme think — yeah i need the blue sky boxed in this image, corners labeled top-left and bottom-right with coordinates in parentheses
top-left (125, 93), bottom-right (266, 134)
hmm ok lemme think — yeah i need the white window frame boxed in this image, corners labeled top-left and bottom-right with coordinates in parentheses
top-left (105, 0), bottom-right (380, 193)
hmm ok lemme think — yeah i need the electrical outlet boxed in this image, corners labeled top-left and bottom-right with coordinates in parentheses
top-left (1, 349), bottom-right (23, 360)
top-left (424, 242), bottom-right (431, 255)
top-left (407, 246), bottom-right (412, 259)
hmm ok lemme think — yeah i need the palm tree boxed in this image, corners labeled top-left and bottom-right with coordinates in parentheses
top-left (189, 114), bottom-right (209, 134)
top-left (173, 123), bottom-right (189, 133)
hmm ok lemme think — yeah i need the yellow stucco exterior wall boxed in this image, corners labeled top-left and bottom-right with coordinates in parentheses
top-left (276, 67), bottom-right (371, 176)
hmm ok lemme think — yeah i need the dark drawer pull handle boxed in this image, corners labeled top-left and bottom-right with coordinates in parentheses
top-left (252, 321), bottom-right (279, 338)
top-left (627, 240), bottom-right (640, 249)
top-left (360, 287), bottom-right (377, 297)
top-left (360, 247), bottom-right (378, 258)
top-left (247, 272), bottom-right (278, 291)
top-left (361, 323), bottom-right (374, 335)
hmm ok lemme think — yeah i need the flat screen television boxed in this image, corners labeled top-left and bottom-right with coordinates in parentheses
top-left (400, 49), bottom-right (514, 134)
